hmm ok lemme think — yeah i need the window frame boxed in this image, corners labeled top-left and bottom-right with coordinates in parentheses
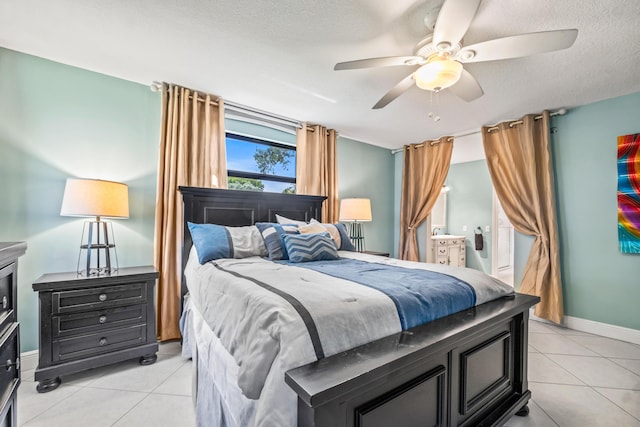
top-left (226, 132), bottom-right (296, 185)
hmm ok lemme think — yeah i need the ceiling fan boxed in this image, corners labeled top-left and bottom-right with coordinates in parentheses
top-left (334, 0), bottom-right (578, 109)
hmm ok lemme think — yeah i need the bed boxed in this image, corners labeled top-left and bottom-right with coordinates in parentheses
top-left (179, 186), bottom-right (539, 427)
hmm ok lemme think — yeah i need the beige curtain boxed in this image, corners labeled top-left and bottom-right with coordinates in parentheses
top-left (296, 123), bottom-right (338, 223)
top-left (482, 111), bottom-right (563, 323)
top-left (399, 137), bottom-right (453, 261)
top-left (154, 83), bottom-right (227, 341)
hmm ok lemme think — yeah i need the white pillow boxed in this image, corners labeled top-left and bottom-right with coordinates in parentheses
top-left (275, 214), bottom-right (308, 226)
top-left (298, 223), bottom-right (327, 235)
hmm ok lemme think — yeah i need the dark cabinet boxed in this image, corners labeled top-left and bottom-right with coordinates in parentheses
top-left (0, 242), bottom-right (27, 427)
top-left (32, 266), bottom-right (158, 392)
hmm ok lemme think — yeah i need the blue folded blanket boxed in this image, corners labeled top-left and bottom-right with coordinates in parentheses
top-left (282, 258), bottom-right (476, 330)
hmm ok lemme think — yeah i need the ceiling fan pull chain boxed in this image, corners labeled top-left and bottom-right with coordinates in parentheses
top-left (428, 91), bottom-right (441, 122)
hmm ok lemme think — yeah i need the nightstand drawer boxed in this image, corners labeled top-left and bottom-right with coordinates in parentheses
top-left (0, 324), bottom-right (19, 405)
top-left (52, 325), bottom-right (147, 362)
top-left (53, 304), bottom-right (147, 338)
top-left (53, 283), bottom-right (146, 314)
top-left (0, 264), bottom-right (16, 334)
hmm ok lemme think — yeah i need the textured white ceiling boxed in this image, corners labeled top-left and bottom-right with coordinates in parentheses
top-left (1, 0), bottom-right (639, 149)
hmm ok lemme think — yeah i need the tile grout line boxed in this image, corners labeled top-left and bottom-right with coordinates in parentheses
top-left (605, 356), bottom-right (640, 381)
top-left (591, 385), bottom-right (640, 423)
top-left (109, 391), bottom-right (152, 426)
top-left (530, 353), bottom-right (586, 386)
top-left (608, 357), bottom-right (640, 375)
top-left (20, 385), bottom-right (85, 426)
top-left (528, 397), bottom-right (561, 427)
top-left (149, 357), bottom-right (191, 395)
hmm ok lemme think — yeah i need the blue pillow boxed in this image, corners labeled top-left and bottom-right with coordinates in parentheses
top-left (335, 223), bottom-right (356, 251)
top-left (282, 232), bottom-right (340, 263)
top-left (255, 222), bottom-right (299, 260)
top-left (188, 222), bottom-right (232, 264)
top-left (187, 222), bottom-right (267, 264)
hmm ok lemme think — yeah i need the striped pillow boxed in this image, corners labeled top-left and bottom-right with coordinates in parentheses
top-left (282, 232), bottom-right (340, 263)
top-left (255, 222), bottom-right (299, 260)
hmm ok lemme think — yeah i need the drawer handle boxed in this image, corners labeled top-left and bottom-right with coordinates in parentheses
top-left (2, 296), bottom-right (6, 309)
top-left (98, 294), bottom-right (108, 302)
top-left (99, 338), bottom-right (108, 346)
top-left (5, 358), bottom-right (19, 371)
top-left (99, 315), bottom-right (107, 324)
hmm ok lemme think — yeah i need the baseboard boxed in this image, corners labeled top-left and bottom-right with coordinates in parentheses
top-left (20, 349), bottom-right (39, 372)
top-left (530, 308), bottom-right (640, 345)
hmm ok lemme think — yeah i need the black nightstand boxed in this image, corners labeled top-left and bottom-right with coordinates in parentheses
top-left (363, 250), bottom-right (390, 257)
top-left (32, 266), bottom-right (159, 393)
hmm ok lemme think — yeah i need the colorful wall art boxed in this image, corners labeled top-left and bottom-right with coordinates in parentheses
top-left (617, 132), bottom-right (640, 254)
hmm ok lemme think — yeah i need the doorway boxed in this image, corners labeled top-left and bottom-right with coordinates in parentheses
top-left (492, 192), bottom-right (514, 286)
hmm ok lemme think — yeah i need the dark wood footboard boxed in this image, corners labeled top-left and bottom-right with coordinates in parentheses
top-left (286, 293), bottom-right (539, 427)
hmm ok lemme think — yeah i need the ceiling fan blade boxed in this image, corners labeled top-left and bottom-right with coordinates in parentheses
top-left (448, 69), bottom-right (484, 102)
top-left (372, 73), bottom-right (415, 109)
top-left (433, 0), bottom-right (481, 51)
top-left (458, 29), bottom-right (578, 63)
top-left (334, 56), bottom-right (423, 71)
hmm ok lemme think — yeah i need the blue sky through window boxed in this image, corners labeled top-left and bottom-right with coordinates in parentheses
top-left (226, 135), bottom-right (295, 193)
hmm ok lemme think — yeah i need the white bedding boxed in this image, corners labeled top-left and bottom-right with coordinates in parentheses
top-left (182, 249), bottom-right (513, 427)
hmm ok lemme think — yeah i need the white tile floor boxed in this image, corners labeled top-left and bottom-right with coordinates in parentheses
top-left (19, 342), bottom-right (195, 427)
top-left (504, 320), bottom-right (640, 427)
top-left (18, 320), bottom-right (640, 426)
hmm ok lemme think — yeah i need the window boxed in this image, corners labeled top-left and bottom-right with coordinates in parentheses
top-left (226, 133), bottom-right (296, 193)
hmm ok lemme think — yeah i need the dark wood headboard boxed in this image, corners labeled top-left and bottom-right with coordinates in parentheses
top-left (178, 186), bottom-right (326, 300)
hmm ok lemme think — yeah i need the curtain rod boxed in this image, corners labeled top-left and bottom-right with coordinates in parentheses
top-left (390, 108), bottom-right (567, 154)
top-left (150, 81), bottom-right (303, 130)
top-left (225, 101), bottom-right (302, 130)
top-left (150, 81), bottom-right (222, 105)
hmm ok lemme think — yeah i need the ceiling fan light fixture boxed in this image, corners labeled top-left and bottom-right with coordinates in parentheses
top-left (414, 54), bottom-right (463, 91)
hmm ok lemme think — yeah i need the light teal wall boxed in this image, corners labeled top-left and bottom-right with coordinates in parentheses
top-left (0, 48), bottom-right (161, 352)
top-left (338, 137), bottom-right (394, 255)
top-left (446, 160), bottom-right (493, 273)
top-left (547, 92), bottom-right (640, 329)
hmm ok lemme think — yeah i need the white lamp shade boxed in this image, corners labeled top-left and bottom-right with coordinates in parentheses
top-left (339, 198), bottom-right (372, 222)
top-left (60, 178), bottom-right (129, 218)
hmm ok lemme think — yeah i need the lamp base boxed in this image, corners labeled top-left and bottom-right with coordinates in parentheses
top-left (77, 220), bottom-right (119, 276)
top-left (347, 222), bottom-right (366, 252)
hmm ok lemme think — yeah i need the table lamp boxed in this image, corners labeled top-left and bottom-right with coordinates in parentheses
top-left (339, 198), bottom-right (372, 252)
top-left (60, 178), bottom-right (129, 275)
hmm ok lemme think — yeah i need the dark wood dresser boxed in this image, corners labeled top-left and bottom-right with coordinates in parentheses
top-left (0, 242), bottom-right (27, 427)
top-left (32, 266), bottom-right (158, 393)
